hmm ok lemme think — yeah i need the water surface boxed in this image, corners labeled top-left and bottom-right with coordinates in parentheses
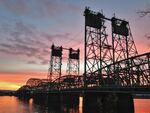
top-left (0, 96), bottom-right (149, 113)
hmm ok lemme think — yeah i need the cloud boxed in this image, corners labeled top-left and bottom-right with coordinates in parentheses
top-left (0, 0), bottom-right (80, 18)
top-left (27, 60), bottom-right (37, 64)
top-left (137, 3), bottom-right (150, 17)
top-left (0, 21), bottom-right (71, 65)
top-left (40, 60), bottom-right (49, 65)
top-left (0, 0), bottom-right (28, 15)
top-left (44, 33), bottom-right (71, 42)
top-left (0, 43), bottom-right (38, 57)
top-left (145, 34), bottom-right (150, 39)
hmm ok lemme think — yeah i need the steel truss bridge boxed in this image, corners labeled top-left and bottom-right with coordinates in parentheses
top-left (18, 8), bottom-right (150, 94)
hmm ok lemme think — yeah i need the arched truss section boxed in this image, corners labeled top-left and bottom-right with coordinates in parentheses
top-left (24, 53), bottom-right (150, 90)
top-left (25, 76), bottom-right (84, 90)
top-left (17, 85), bottom-right (31, 91)
top-left (26, 78), bottom-right (42, 87)
top-left (47, 75), bottom-right (84, 90)
top-left (92, 52), bottom-right (150, 86)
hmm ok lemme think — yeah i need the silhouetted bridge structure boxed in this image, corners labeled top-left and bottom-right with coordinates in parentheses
top-left (16, 8), bottom-right (150, 113)
top-left (18, 51), bottom-right (150, 95)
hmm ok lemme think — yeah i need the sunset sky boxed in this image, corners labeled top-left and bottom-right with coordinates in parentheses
top-left (0, 0), bottom-right (150, 90)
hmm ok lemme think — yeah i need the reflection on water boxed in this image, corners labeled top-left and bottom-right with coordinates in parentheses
top-left (134, 99), bottom-right (150, 113)
top-left (29, 98), bottom-right (33, 112)
top-left (0, 96), bottom-right (149, 113)
top-left (0, 96), bottom-right (82, 113)
top-left (79, 97), bottom-right (83, 113)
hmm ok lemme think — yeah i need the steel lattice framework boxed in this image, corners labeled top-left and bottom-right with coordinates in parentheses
top-left (95, 52), bottom-right (150, 86)
top-left (24, 52), bottom-right (150, 92)
top-left (111, 17), bottom-right (139, 86)
top-left (66, 48), bottom-right (80, 75)
top-left (21, 8), bottom-right (150, 93)
top-left (48, 44), bottom-right (63, 82)
top-left (84, 8), bottom-right (113, 86)
top-left (84, 8), bottom-right (150, 87)
top-left (111, 17), bottom-right (138, 62)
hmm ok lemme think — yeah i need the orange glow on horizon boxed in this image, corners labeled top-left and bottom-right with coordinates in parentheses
top-left (0, 81), bottom-right (20, 90)
top-left (0, 71), bottom-right (47, 90)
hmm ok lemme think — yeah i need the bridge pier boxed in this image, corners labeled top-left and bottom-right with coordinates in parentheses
top-left (47, 92), bottom-right (80, 112)
top-left (15, 90), bottom-right (31, 100)
top-left (32, 92), bottom-right (48, 105)
top-left (60, 92), bottom-right (79, 105)
top-left (48, 93), bottom-right (61, 105)
top-left (31, 92), bottom-right (80, 106)
top-left (83, 92), bottom-right (134, 113)
top-left (16, 90), bottom-right (135, 113)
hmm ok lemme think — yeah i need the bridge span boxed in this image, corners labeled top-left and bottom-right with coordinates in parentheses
top-left (15, 8), bottom-right (150, 113)
top-left (18, 52), bottom-right (150, 94)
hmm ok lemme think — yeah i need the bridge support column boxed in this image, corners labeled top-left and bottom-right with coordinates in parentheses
top-left (60, 92), bottom-right (79, 105)
top-left (16, 90), bottom-right (31, 100)
top-left (48, 92), bottom-right (80, 112)
top-left (33, 93), bottom-right (48, 105)
top-left (48, 93), bottom-right (61, 104)
top-left (83, 92), bottom-right (134, 113)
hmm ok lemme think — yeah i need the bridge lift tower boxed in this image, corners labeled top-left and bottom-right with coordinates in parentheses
top-left (66, 48), bottom-right (80, 75)
top-left (111, 17), bottom-right (138, 85)
top-left (48, 44), bottom-right (63, 82)
top-left (84, 7), bottom-right (112, 86)
top-left (84, 7), bottom-right (143, 87)
top-left (48, 44), bottom-right (80, 82)
top-left (111, 17), bottom-right (138, 62)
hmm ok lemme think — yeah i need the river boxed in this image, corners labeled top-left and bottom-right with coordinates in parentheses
top-left (0, 96), bottom-right (149, 113)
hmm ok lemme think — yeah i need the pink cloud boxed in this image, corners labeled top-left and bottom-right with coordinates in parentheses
top-left (0, 21), bottom-right (77, 65)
